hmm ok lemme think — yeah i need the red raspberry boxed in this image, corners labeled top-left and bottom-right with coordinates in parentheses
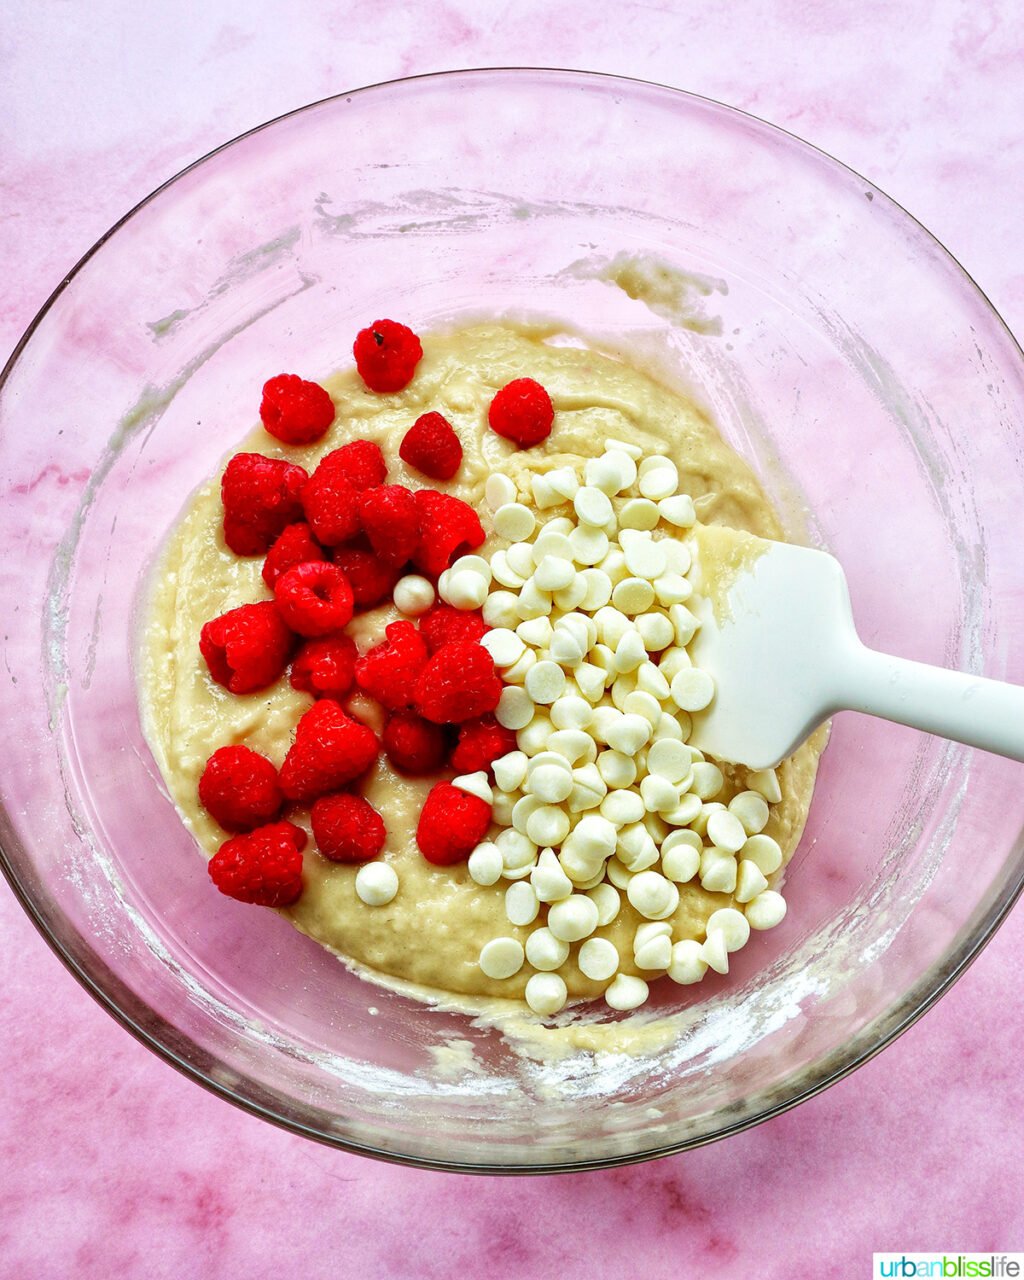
top-left (311, 793), bottom-right (386, 863)
top-left (355, 621), bottom-right (429, 710)
top-left (357, 485), bottom-right (420, 568)
top-left (274, 560), bottom-right (354, 637)
top-left (221, 453), bottom-right (308, 556)
top-left (488, 377), bottom-right (554, 448)
top-left (280, 700), bottom-right (379, 804)
top-left (399, 412), bottom-right (462, 481)
top-left (416, 781), bottom-right (491, 865)
top-left (414, 641), bottom-right (502, 724)
top-left (290, 633), bottom-right (358, 700)
top-left (301, 453), bottom-right (361, 546)
top-left (418, 602), bottom-right (488, 655)
top-left (200, 601), bottom-right (293, 695)
top-left (324, 440), bottom-right (388, 492)
top-left (411, 489), bottom-right (485, 578)
top-left (262, 522), bottom-right (324, 589)
top-left (198, 745), bottom-right (283, 832)
top-left (353, 319), bottom-right (423, 393)
top-left (381, 711), bottom-right (447, 774)
top-left (451, 716), bottom-right (518, 775)
top-left (209, 820), bottom-right (307, 907)
top-left (331, 547), bottom-right (400, 609)
top-left (260, 374), bottom-right (335, 445)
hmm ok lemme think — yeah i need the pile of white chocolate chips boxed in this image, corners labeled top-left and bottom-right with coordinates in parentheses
top-left (386, 440), bottom-right (789, 1016)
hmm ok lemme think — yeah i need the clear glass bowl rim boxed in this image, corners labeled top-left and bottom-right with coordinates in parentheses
top-left (3, 65), bottom-right (1024, 1175)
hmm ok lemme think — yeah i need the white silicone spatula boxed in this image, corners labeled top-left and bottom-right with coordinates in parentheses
top-left (684, 524), bottom-right (1024, 770)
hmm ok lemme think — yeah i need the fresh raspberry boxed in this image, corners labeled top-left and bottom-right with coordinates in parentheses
top-left (198, 745), bottom-right (283, 832)
top-left (414, 641), bottom-right (502, 724)
top-left (381, 711), bottom-right (447, 774)
top-left (290, 633), bottom-right (358, 700)
top-left (355, 621), bottom-right (429, 710)
top-left (311, 793), bottom-right (386, 863)
top-left (451, 716), bottom-right (518, 775)
top-left (200, 601), bottom-right (293, 695)
top-left (301, 457), bottom-right (360, 546)
top-left (221, 453), bottom-right (309, 556)
top-left (357, 485), bottom-right (421, 568)
top-left (331, 547), bottom-right (400, 609)
top-left (208, 820), bottom-right (307, 907)
top-left (260, 374), bottom-right (335, 445)
top-left (418, 602), bottom-right (488, 655)
top-left (411, 489), bottom-right (486, 578)
top-left (488, 377), bottom-right (554, 448)
top-left (323, 440), bottom-right (388, 492)
top-left (353, 319), bottom-right (423, 393)
top-left (262, 522), bottom-right (324, 589)
top-left (416, 781), bottom-right (491, 865)
top-left (279, 700), bottom-right (379, 804)
top-left (274, 560), bottom-right (354, 637)
top-left (399, 412), bottom-right (463, 481)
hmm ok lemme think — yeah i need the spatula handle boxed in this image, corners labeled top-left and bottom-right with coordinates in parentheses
top-left (841, 645), bottom-right (1024, 763)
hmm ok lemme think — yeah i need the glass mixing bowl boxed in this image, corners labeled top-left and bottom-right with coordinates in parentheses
top-left (2, 69), bottom-right (1024, 1173)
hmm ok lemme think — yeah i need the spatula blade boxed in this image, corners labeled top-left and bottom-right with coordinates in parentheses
top-left (685, 527), bottom-right (855, 769)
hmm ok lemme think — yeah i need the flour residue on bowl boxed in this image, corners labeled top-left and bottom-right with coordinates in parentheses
top-left (564, 251), bottom-right (728, 335)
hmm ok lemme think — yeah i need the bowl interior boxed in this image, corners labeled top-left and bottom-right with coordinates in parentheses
top-left (3, 70), bottom-right (1024, 1170)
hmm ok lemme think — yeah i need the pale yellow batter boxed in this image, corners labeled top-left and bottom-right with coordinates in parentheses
top-left (141, 323), bottom-right (821, 1004)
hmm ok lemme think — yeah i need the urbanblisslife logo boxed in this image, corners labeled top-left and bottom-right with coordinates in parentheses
top-left (874, 1256), bottom-right (1023, 1278)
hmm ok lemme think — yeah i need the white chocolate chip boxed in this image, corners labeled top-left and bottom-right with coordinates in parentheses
top-left (574, 485), bottom-right (614, 527)
top-left (553, 577), bottom-right (589, 611)
top-left (525, 972), bottom-right (568, 1015)
top-left (646, 738), bottom-right (690, 783)
top-left (637, 456), bottom-right (679, 500)
top-left (568, 526), bottom-right (610, 566)
top-left (742, 833), bottom-right (783, 875)
top-left (690, 761), bottom-right (725, 801)
top-left (636, 612), bottom-right (675, 652)
top-left (490, 550), bottom-right (526, 589)
top-left (600, 789), bottom-right (646, 827)
top-left (735, 859), bottom-right (770, 903)
top-left (623, 535), bottom-right (668, 580)
top-left (355, 862), bottom-right (399, 906)
top-left (658, 493), bottom-right (696, 527)
top-left (746, 767), bottom-right (783, 804)
top-left (442, 570), bottom-right (489, 610)
top-left (505, 881), bottom-right (540, 926)
top-left (517, 616), bottom-right (554, 648)
top-left (700, 930), bottom-right (730, 974)
top-left (729, 790), bottom-right (771, 835)
top-left (604, 436), bottom-right (643, 460)
top-left (530, 848), bottom-right (574, 902)
top-left (627, 870), bottom-right (680, 920)
top-left (485, 473), bottom-right (518, 511)
top-left (668, 939), bottom-right (708, 984)
top-left (671, 667), bottom-right (715, 713)
top-left (492, 750), bottom-right (528, 793)
top-left (604, 973), bottom-right (649, 1010)
top-left (534, 555), bottom-right (576, 591)
top-left (619, 498), bottom-right (660, 531)
top-left (526, 804), bottom-right (572, 847)
top-left (587, 882), bottom-right (621, 926)
top-left (393, 574), bottom-right (435, 617)
top-left (451, 772), bottom-right (493, 804)
top-left (549, 628), bottom-right (586, 667)
top-left (479, 937), bottom-right (525, 979)
top-left (481, 627), bottom-right (526, 668)
top-left (634, 932), bottom-right (672, 970)
top-left (605, 712), bottom-right (651, 754)
top-left (547, 894), bottom-right (601, 942)
top-left (496, 686), bottom-right (534, 730)
top-left (525, 927), bottom-right (570, 971)
top-left (606, 857), bottom-right (634, 890)
top-left (707, 907), bottom-right (751, 952)
top-left (493, 502), bottom-right (536, 541)
top-left (517, 715), bottom-right (555, 756)
top-left (506, 542), bottom-right (536, 578)
top-left (637, 663), bottom-right (671, 700)
top-left (468, 842), bottom-right (504, 886)
top-left (706, 809), bottom-right (747, 854)
top-left (661, 841), bottom-right (701, 883)
top-left (639, 773), bottom-right (678, 814)
top-left (699, 848), bottom-right (738, 895)
top-left (482, 590), bottom-right (520, 628)
top-left (745, 889), bottom-right (787, 930)
top-left (578, 937), bottom-right (621, 981)
top-left (653, 573), bottom-right (691, 607)
top-left (525, 660), bottom-right (566, 704)
top-left (612, 576), bottom-right (656, 614)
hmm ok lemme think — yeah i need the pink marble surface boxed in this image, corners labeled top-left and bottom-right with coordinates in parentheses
top-left (2, 2), bottom-right (1023, 1275)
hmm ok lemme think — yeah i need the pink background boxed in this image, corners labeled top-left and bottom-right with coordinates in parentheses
top-left (2, 3), bottom-right (1023, 1275)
